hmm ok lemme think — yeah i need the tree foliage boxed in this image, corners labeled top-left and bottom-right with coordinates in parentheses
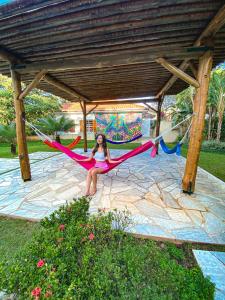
top-left (0, 74), bottom-right (62, 125)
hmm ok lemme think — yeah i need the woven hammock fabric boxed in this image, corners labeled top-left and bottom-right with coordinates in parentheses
top-left (44, 136), bottom-right (81, 150)
top-left (51, 139), bottom-right (156, 174)
top-left (106, 134), bottom-right (142, 144)
top-left (159, 138), bottom-right (182, 156)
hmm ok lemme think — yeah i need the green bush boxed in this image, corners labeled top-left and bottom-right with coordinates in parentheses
top-left (201, 140), bottom-right (225, 152)
top-left (0, 198), bottom-right (214, 299)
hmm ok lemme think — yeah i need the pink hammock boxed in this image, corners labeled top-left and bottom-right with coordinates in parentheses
top-left (51, 140), bottom-right (156, 174)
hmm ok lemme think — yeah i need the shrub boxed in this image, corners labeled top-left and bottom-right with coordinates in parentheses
top-left (0, 197), bottom-right (214, 299)
top-left (201, 140), bottom-right (225, 152)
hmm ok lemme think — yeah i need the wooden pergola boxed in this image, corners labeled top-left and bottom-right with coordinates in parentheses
top-left (0, 1), bottom-right (225, 193)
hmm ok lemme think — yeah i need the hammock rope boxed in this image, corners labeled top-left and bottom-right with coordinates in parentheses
top-left (24, 120), bottom-right (81, 149)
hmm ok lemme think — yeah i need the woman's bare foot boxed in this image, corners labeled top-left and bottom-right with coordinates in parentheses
top-left (90, 187), bottom-right (97, 196)
top-left (85, 191), bottom-right (90, 196)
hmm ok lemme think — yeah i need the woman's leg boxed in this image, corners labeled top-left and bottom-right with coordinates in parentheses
top-left (90, 168), bottom-right (104, 196)
top-left (85, 168), bottom-right (94, 196)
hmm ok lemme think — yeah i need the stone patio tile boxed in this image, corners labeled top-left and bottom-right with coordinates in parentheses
top-left (151, 217), bottom-right (195, 230)
top-left (172, 228), bottom-right (213, 243)
top-left (185, 210), bottom-right (204, 226)
top-left (165, 208), bottom-right (192, 223)
top-left (178, 196), bottom-right (207, 211)
top-left (135, 200), bottom-right (170, 220)
top-left (127, 223), bottom-right (175, 238)
top-left (202, 212), bottom-right (225, 235)
top-left (162, 191), bottom-right (180, 208)
top-left (208, 204), bottom-right (225, 220)
top-left (193, 250), bottom-right (225, 297)
top-left (211, 252), bottom-right (225, 265)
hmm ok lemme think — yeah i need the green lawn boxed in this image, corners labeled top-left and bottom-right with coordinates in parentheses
top-left (0, 216), bottom-right (39, 260)
top-left (180, 145), bottom-right (225, 182)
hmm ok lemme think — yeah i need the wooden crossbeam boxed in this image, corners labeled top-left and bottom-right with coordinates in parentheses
top-left (144, 103), bottom-right (158, 113)
top-left (11, 47), bottom-right (206, 73)
top-left (88, 99), bottom-right (158, 105)
top-left (156, 4), bottom-right (225, 97)
top-left (156, 58), bottom-right (199, 88)
top-left (19, 70), bottom-right (47, 100)
top-left (44, 74), bottom-right (90, 102)
top-left (86, 105), bottom-right (98, 116)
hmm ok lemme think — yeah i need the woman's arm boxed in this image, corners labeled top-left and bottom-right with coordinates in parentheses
top-left (107, 149), bottom-right (122, 163)
top-left (73, 149), bottom-right (94, 161)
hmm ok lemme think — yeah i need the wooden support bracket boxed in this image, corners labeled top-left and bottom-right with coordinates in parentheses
top-left (156, 58), bottom-right (199, 88)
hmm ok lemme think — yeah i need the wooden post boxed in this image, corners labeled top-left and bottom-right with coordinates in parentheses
top-left (155, 98), bottom-right (163, 154)
top-left (82, 101), bottom-right (88, 152)
top-left (182, 50), bottom-right (213, 193)
top-left (11, 70), bottom-right (31, 181)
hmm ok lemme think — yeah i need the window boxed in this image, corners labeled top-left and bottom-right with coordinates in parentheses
top-left (80, 120), bottom-right (96, 133)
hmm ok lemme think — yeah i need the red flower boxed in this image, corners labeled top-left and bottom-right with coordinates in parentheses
top-left (31, 287), bottom-right (41, 297)
top-left (58, 224), bottom-right (65, 231)
top-left (89, 233), bottom-right (95, 240)
top-left (37, 259), bottom-right (45, 268)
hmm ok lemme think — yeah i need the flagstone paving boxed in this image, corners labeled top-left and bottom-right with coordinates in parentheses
top-left (0, 149), bottom-right (224, 245)
top-left (0, 152), bottom-right (59, 175)
top-left (193, 250), bottom-right (225, 300)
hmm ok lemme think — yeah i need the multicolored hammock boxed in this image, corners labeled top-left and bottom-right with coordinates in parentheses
top-left (44, 136), bottom-right (81, 150)
top-left (106, 134), bottom-right (142, 144)
top-left (51, 139), bottom-right (156, 174)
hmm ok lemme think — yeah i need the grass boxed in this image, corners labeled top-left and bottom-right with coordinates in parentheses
top-left (180, 144), bottom-right (225, 182)
top-left (0, 216), bottom-right (39, 260)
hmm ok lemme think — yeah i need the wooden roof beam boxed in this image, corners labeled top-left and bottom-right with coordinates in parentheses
top-left (156, 58), bottom-right (199, 88)
top-left (156, 4), bottom-right (225, 97)
top-left (11, 47), bottom-right (208, 73)
top-left (87, 99), bottom-right (158, 105)
top-left (19, 70), bottom-right (47, 100)
top-left (43, 74), bottom-right (90, 102)
top-left (0, 46), bottom-right (23, 64)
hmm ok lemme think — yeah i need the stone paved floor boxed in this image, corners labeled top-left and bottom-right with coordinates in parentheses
top-left (0, 149), bottom-right (224, 244)
top-left (193, 250), bottom-right (225, 300)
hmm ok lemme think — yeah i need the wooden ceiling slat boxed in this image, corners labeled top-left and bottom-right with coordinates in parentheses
top-left (0, 0), bottom-right (224, 101)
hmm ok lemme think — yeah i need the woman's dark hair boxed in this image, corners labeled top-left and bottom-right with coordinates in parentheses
top-left (92, 134), bottom-right (108, 157)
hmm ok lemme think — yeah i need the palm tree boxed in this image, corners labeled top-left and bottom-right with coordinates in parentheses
top-left (0, 122), bottom-right (17, 154)
top-left (36, 115), bottom-right (75, 143)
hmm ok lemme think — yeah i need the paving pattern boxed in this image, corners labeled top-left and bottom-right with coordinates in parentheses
top-left (193, 250), bottom-right (225, 300)
top-left (0, 149), bottom-right (224, 244)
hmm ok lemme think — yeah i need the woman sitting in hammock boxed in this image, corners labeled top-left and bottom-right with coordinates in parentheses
top-left (75, 134), bottom-right (122, 196)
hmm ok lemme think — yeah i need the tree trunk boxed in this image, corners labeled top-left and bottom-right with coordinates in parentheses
top-left (216, 93), bottom-right (225, 142)
top-left (207, 107), bottom-right (212, 140)
top-left (56, 134), bottom-right (61, 144)
top-left (11, 143), bottom-right (16, 155)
